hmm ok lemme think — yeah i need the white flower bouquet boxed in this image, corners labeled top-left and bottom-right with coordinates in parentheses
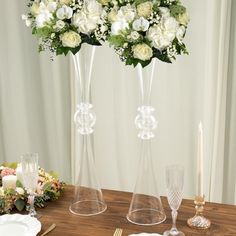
top-left (22, 0), bottom-right (108, 55)
top-left (106, 0), bottom-right (189, 67)
top-left (23, 0), bottom-right (189, 67)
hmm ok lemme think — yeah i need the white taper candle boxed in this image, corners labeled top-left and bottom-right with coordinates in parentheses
top-left (197, 122), bottom-right (204, 196)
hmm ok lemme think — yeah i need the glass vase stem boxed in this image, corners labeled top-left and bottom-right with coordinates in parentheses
top-left (70, 45), bottom-right (106, 216)
top-left (127, 60), bottom-right (166, 225)
top-left (137, 59), bottom-right (156, 106)
top-left (72, 46), bottom-right (96, 103)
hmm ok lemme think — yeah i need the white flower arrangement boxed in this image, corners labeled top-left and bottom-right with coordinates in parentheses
top-left (22, 0), bottom-right (108, 55)
top-left (23, 0), bottom-right (189, 67)
top-left (106, 0), bottom-right (189, 67)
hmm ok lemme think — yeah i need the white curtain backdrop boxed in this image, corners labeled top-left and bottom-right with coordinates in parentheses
top-left (0, 0), bottom-right (236, 204)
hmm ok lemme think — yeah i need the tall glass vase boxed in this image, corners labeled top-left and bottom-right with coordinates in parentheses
top-left (127, 59), bottom-right (166, 225)
top-left (69, 45), bottom-right (107, 216)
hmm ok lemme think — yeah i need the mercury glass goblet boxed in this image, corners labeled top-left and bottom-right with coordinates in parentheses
top-left (21, 153), bottom-right (39, 217)
top-left (164, 165), bottom-right (185, 236)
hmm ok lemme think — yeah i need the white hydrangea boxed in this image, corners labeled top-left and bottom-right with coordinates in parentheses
top-left (111, 21), bottom-right (129, 35)
top-left (117, 4), bottom-right (136, 23)
top-left (147, 16), bottom-right (179, 50)
top-left (35, 2), bottom-right (56, 28)
top-left (35, 10), bottom-right (53, 28)
top-left (158, 7), bottom-right (170, 18)
top-left (72, 0), bottom-right (102, 35)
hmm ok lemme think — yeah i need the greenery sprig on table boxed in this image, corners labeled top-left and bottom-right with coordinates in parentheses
top-left (0, 162), bottom-right (65, 214)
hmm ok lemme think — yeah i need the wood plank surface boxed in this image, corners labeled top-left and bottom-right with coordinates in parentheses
top-left (38, 186), bottom-right (236, 236)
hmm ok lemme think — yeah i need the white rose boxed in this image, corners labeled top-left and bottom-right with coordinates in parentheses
top-left (177, 11), bottom-right (189, 26)
top-left (111, 21), bottom-right (129, 35)
top-left (30, 3), bottom-right (40, 16)
top-left (176, 25), bottom-right (186, 43)
top-left (60, 31), bottom-right (81, 47)
top-left (16, 187), bottom-right (25, 195)
top-left (56, 5), bottom-right (73, 20)
top-left (108, 9), bottom-right (118, 22)
top-left (117, 4), bottom-right (136, 22)
top-left (130, 31), bottom-right (140, 40)
top-left (159, 7), bottom-right (170, 17)
top-left (132, 17), bottom-right (150, 32)
top-left (132, 43), bottom-right (153, 61)
top-left (55, 20), bottom-right (66, 30)
top-left (137, 1), bottom-right (153, 18)
top-left (59, 0), bottom-right (72, 5)
top-left (72, 12), bottom-right (97, 34)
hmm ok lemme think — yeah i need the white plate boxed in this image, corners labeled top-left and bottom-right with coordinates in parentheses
top-left (0, 214), bottom-right (41, 236)
top-left (129, 234), bottom-right (162, 236)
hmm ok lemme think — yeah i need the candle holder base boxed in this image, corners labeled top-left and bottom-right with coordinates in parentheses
top-left (187, 196), bottom-right (211, 229)
top-left (187, 215), bottom-right (211, 229)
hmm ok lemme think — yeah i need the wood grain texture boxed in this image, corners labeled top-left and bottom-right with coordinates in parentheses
top-left (38, 186), bottom-right (236, 236)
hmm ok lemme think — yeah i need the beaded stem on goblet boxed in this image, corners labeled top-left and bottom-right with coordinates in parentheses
top-left (187, 195), bottom-right (211, 229)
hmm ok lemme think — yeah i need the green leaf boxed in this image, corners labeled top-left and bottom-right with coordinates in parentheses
top-left (16, 180), bottom-right (23, 188)
top-left (14, 199), bottom-right (25, 211)
top-left (108, 35), bottom-right (126, 47)
top-left (32, 27), bottom-right (37, 35)
top-left (135, 0), bottom-right (149, 6)
top-left (48, 171), bottom-right (59, 179)
top-left (43, 182), bottom-right (52, 191)
top-left (2, 162), bottom-right (18, 169)
top-left (153, 49), bottom-right (172, 63)
top-left (35, 27), bottom-right (52, 38)
top-left (56, 46), bottom-right (70, 56)
top-left (81, 34), bottom-right (101, 46)
top-left (170, 5), bottom-right (186, 18)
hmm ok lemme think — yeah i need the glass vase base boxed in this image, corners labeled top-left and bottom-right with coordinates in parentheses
top-left (163, 230), bottom-right (185, 236)
top-left (69, 200), bottom-right (107, 216)
top-left (127, 209), bottom-right (166, 226)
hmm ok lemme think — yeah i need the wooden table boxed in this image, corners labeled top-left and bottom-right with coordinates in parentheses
top-left (38, 186), bottom-right (236, 236)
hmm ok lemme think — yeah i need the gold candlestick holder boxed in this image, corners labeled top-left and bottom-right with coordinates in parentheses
top-left (187, 195), bottom-right (211, 229)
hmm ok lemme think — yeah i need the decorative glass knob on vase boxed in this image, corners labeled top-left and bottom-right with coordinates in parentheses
top-left (69, 45), bottom-right (107, 216)
top-left (127, 59), bottom-right (166, 225)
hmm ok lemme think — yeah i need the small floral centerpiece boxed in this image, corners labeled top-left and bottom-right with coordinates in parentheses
top-left (0, 162), bottom-right (65, 214)
top-left (106, 0), bottom-right (189, 67)
top-left (22, 0), bottom-right (108, 55)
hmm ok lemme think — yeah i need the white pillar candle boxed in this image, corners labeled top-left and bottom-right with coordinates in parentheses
top-left (197, 122), bottom-right (204, 197)
top-left (16, 164), bottom-right (23, 184)
top-left (2, 175), bottom-right (17, 190)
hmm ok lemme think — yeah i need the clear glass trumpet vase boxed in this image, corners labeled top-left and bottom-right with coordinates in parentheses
top-left (69, 45), bottom-right (107, 216)
top-left (127, 59), bottom-right (166, 225)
